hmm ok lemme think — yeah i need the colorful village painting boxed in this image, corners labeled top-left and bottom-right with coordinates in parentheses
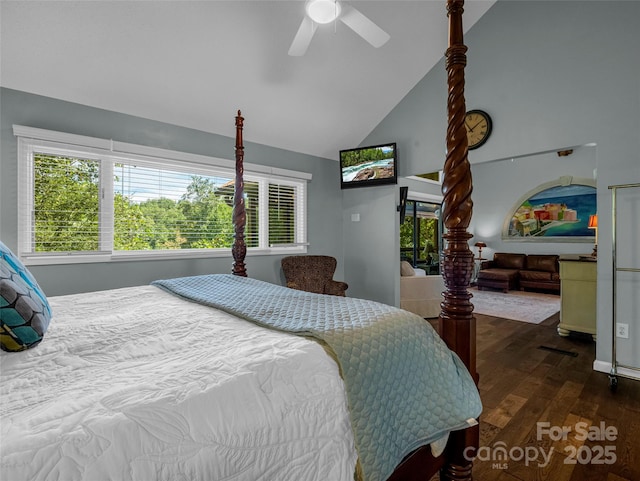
top-left (506, 184), bottom-right (597, 239)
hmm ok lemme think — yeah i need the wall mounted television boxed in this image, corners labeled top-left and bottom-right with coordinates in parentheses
top-left (339, 142), bottom-right (397, 189)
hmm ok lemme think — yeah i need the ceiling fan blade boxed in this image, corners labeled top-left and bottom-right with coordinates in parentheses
top-left (339, 4), bottom-right (390, 48)
top-left (288, 16), bottom-right (318, 56)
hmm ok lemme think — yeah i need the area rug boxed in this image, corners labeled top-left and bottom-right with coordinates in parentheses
top-left (469, 287), bottom-right (560, 324)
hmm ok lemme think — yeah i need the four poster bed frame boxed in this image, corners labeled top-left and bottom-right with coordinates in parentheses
top-left (229, 1), bottom-right (479, 480)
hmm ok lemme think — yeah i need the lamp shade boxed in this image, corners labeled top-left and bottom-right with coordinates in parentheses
top-left (474, 242), bottom-right (487, 248)
top-left (588, 214), bottom-right (598, 229)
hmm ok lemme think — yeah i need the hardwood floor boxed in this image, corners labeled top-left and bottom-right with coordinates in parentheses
top-left (434, 312), bottom-right (640, 481)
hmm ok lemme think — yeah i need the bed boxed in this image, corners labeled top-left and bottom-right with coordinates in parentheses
top-left (1, 1), bottom-right (481, 480)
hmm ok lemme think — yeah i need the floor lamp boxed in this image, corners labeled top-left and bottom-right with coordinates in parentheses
top-left (472, 242), bottom-right (487, 285)
top-left (474, 241), bottom-right (487, 261)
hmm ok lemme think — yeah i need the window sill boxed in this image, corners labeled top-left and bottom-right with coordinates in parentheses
top-left (22, 246), bottom-right (308, 266)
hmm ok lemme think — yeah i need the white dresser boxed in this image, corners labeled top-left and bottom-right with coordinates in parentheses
top-left (557, 258), bottom-right (597, 340)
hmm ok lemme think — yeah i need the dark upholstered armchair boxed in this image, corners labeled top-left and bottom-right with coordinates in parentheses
top-left (281, 255), bottom-right (348, 296)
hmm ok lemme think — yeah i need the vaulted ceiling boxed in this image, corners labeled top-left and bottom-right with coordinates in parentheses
top-left (1, 1), bottom-right (494, 160)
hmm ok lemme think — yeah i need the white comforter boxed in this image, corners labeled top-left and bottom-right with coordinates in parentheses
top-left (0, 285), bottom-right (357, 481)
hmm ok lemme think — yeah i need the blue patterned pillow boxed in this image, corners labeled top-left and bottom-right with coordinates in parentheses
top-left (0, 241), bottom-right (52, 352)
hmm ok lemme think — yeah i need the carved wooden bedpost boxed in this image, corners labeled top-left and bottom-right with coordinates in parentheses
top-left (232, 110), bottom-right (247, 277)
top-left (439, 1), bottom-right (479, 480)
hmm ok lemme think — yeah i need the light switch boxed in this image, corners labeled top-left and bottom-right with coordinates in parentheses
top-left (351, 213), bottom-right (360, 222)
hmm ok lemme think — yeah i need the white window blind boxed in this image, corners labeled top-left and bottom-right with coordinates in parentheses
top-left (269, 183), bottom-right (296, 245)
top-left (15, 125), bottom-right (309, 264)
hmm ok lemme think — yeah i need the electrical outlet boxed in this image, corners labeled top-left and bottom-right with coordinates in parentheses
top-left (616, 323), bottom-right (629, 339)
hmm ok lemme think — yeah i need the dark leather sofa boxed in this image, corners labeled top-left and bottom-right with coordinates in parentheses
top-left (477, 253), bottom-right (560, 293)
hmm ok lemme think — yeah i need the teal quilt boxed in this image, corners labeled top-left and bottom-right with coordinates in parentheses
top-left (153, 274), bottom-right (482, 481)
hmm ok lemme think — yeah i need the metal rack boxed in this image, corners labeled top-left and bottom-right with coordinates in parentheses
top-left (608, 182), bottom-right (640, 391)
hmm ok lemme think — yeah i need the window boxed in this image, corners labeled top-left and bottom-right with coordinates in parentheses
top-left (400, 199), bottom-right (442, 275)
top-left (409, 171), bottom-right (443, 184)
top-left (15, 126), bottom-right (309, 264)
top-left (414, 171), bottom-right (442, 183)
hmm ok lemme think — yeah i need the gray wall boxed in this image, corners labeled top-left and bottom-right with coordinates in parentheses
top-left (342, 183), bottom-right (403, 306)
top-left (354, 1), bottom-right (640, 373)
top-left (0, 87), bottom-right (344, 295)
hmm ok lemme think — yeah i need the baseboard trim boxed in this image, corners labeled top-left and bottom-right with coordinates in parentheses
top-left (593, 360), bottom-right (640, 381)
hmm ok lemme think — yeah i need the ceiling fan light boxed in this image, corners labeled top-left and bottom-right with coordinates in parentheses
top-left (306, 0), bottom-right (341, 24)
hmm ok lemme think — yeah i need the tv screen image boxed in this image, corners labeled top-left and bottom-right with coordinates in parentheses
top-left (339, 142), bottom-right (397, 189)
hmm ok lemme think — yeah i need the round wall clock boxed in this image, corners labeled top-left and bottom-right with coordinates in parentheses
top-left (465, 109), bottom-right (492, 150)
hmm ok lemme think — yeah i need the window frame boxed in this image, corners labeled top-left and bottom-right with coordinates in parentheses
top-left (15, 125), bottom-right (310, 265)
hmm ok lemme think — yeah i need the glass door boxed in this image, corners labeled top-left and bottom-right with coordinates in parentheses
top-left (400, 200), bottom-right (442, 275)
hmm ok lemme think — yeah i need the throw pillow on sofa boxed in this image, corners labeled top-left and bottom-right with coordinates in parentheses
top-left (400, 261), bottom-right (416, 277)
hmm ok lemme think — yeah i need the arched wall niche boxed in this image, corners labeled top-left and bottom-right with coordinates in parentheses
top-left (501, 176), bottom-right (596, 242)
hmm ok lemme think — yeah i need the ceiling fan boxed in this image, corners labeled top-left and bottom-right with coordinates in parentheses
top-left (288, 0), bottom-right (390, 56)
